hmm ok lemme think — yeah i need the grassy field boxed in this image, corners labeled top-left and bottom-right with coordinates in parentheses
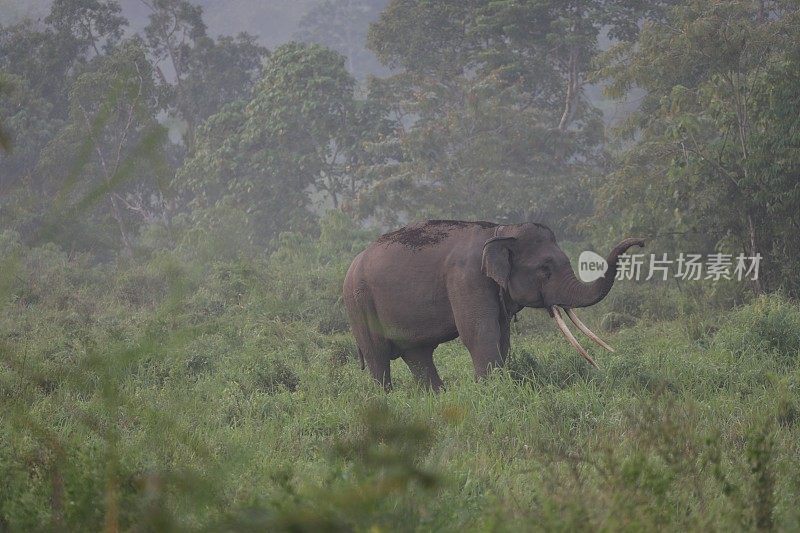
top-left (1, 225), bottom-right (799, 531)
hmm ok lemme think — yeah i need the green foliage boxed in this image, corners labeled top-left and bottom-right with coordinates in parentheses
top-left (36, 37), bottom-right (168, 254)
top-left (181, 33), bottom-right (267, 126)
top-left (361, 0), bottom-right (661, 232)
top-left (595, 0), bottom-right (800, 294)
top-left (177, 42), bottom-right (390, 245)
top-left (1, 0), bottom-right (271, 258)
top-left (0, 76), bottom-right (11, 151)
top-left (714, 294), bottom-right (800, 364)
top-left (0, 19), bottom-right (82, 115)
top-left (142, 0), bottom-right (206, 65)
top-left (0, 12), bottom-right (89, 224)
top-left (142, 0), bottom-right (268, 144)
top-left (3, 218), bottom-right (800, 530)
top-left (264, 210), bottom-right (376, 331)
top-left (45, 0), bottom-right (126, 56)
top-left (0, 72), bottom-right (57, 202)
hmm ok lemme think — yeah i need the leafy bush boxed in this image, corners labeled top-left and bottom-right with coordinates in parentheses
top-left (714, 294), bottom-right (800, 363)
top-left (265, 210), bottom-right (374, 330)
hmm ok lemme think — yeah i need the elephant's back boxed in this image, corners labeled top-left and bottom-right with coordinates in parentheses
top-left (355, 220), bottom-right (496, 298)
top-left (372, 219), bottom-right (496, 252)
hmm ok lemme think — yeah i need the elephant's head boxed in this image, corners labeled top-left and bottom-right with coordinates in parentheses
top-left (481, 223), bottom-right (644, 366)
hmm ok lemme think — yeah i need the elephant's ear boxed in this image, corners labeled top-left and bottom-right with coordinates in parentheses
top-left (482, 237), bottom-right (515, 290)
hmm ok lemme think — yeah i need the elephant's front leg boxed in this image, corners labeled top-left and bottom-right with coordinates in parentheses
top-left (454, 309), bottom-right (510, 379)
top-left (447, 273), bottom-right (512, 379)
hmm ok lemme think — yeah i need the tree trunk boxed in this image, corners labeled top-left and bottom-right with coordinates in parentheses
top-left (747, 212), bottom-right (763, 294)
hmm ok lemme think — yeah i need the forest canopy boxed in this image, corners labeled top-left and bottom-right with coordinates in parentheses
top-left (1, 0), bottom-right (798, 294)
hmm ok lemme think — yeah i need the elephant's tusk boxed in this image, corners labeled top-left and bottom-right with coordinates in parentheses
top-left (550, 306), bottom-right (599, 368)
top-left (565, 308), bottom-right (615, 353)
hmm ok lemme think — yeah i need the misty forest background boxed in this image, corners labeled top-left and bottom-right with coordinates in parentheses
top-left (1, 0), bottom-right (800, 531)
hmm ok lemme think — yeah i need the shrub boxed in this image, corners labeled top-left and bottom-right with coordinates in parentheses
top-left (713, 294), bottom-right (800, 363)
top-left (264, 211), bottom-right (374, 329)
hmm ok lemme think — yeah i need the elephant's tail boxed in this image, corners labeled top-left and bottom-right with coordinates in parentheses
top-left (358, 346), bottom-right (365, 370)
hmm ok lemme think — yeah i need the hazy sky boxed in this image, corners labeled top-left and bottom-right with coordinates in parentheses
top-left (0, 0), bottom-right (319, 48)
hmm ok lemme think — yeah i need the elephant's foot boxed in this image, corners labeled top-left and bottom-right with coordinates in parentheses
top-left (366, 356), bottom-right (392, 391)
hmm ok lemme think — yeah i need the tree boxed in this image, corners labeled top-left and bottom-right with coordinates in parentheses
top-left (0, 77), bottom-right (9, 151)
top-left (141, 0), bottom-right (205, 147)
top-left (141, 0), bottom-right (267, 148)
top-left (0, 72), bottom-right (56, 194)
top-left (177, 43), bottom-right (391, 245)
top-left (362, 0), bottom-right (661, 232)
top-left (45, 0), bottom-right (126, 57)
top-left (180, 33), bottom-right (267, 126)
top-left (0, 21), bottom-right (81, 119)
top-left (0, 0), bottom-right (130, 237)
top-left (37, 38), bottom-right (168, 255)
top-left (0, 0), bottom-right (128, 116)
top-left (595, 0), bottom-right (800, 294)
top-left (1, 0), bottom-right (266, 252)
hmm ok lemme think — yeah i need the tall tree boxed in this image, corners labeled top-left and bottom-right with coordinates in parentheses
top-left (0, 77), bottom-right (9, 151)
top-left (596, 0), bottom-right (800, 294)
top-left (0, 73), bottom-right (55, 195)
top-left (0, 0), bottom-right (130, 234)
top-left (37, 38), bottom-right (167, 254)
top-left (177, 43), bottom-right (391, 244)
top-left (180, 33), bottom-right (267, 126)
top-left (363, 0), bottom-right (662, 232)
top-left (45, 0), bottom-right (126, 57)
top-left (141, 0), bottom-right (206, 146)
top-left (0, 0), bottom-right (127, 114)
top-left (141, 0), bottom-right (267, 148)
top-left (294, 0), bottom-right (389, 79)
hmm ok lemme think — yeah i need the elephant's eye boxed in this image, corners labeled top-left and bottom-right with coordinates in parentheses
top-left (537, 265), bottom-right (551, 279)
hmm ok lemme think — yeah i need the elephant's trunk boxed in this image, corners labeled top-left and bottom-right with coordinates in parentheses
top-left (545, 237), bottom-right (644, 368)
top-left (551, 238), bottom-right (645, 309)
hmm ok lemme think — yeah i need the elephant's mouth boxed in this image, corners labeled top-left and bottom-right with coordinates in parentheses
top-left (547, 306), bottom-right (614, 368)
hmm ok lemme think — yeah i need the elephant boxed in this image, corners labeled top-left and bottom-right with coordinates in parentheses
top-left (342, 220), bottom-right (644, 390)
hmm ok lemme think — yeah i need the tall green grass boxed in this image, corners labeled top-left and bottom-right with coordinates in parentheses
top-left (1, 225), bottom-right (799, 531)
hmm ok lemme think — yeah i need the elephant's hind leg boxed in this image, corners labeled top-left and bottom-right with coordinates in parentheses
top-left (366, 349), bottom-right (392, 391)
top-left (343, 279), bottom-right (393, 390)
top-left (350, 328), bottom-right (392, 390)
top-left (402, 346), bottom-right (444, 392)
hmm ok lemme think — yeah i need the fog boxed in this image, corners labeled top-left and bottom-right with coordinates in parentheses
top-left (1, 1), bottom-right (799, 530)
